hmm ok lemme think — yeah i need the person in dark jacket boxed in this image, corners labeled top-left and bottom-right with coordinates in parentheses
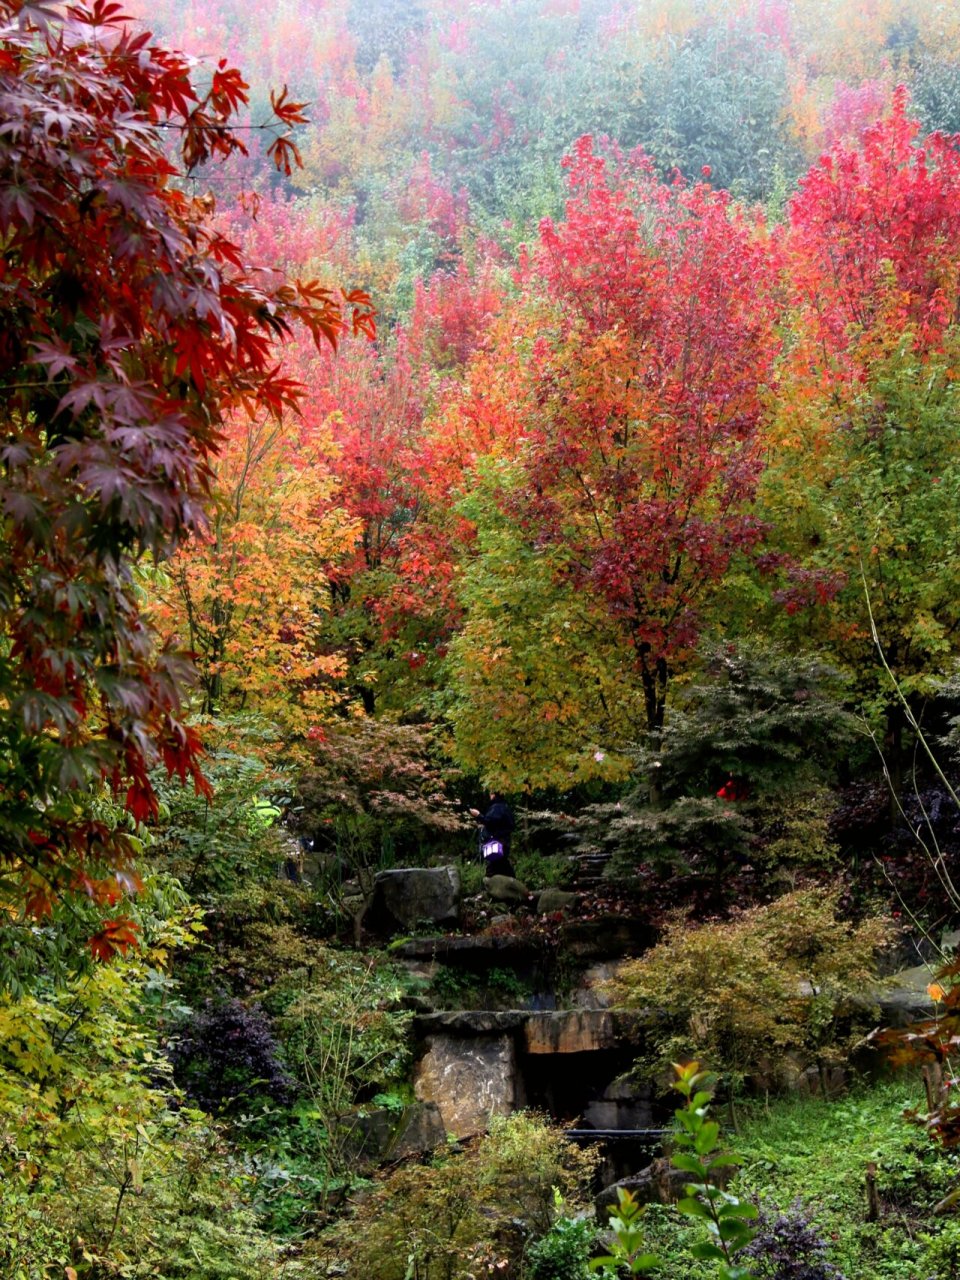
top-left (470, 793), bottom-right (516, 878)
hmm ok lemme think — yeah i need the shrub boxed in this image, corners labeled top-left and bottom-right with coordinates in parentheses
top-left (168, 998), bottom-right (292, 1114)
top-left (608, 887), bottom-right (893, 1087)
top-left (0, 934), bottom-right (285, 1278)
top-left (578, 643), bottom-right (852, 877)
top-left (742, 1201), bottom-right (847, 1280)
top-left (312, 1111), bottom-right (598, 1280)
top-left (525, 1214), bottom-right (595, 1280)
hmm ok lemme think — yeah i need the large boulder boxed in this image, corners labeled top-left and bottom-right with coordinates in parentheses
top-left (560, 916), bottom-right (657, 961)
top-left (594, 1159), bottom-right (687, 1217)
top-left (536, 887), bottom-right (579, 915)
top-left (525, 1010), bottom-right (617, 1054)
top-left (875, 963), bottom-right (939, 1027)
top-left (483, 875), bottom-right (530, 904)
top-left (362, 866), bottom-right (461, 936)
top-left (414, 1031), bottom-right (521, 1136)
top-left (524, 1009), bottom-right (645, 1054)
top-left (581, 1073), bottom-right (655, 1132)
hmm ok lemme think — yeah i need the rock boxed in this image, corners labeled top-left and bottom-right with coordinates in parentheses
top-left (362, 866), bottom-right (461, 936)
top-left (414, 1032), bottom-right (521, 1136)
top-left (570, 960), bottom-right (630, 1010)
top-left (942, 927), bottom-right (960, 954)
top-left (483, 875), bottom-right (530, 904)
top-left (338, 1102), bottom-right (446, 1168)
top-left (390, 934), bottom-right (537, 963)
top-left (559, 916), bottom-right (657, 961)
top-left (581, 1074), bottom-right (655, 1132)
top-left (524, 1009), bottom-right (645, 1054)
top-left (582, 1097), bottom-right (654, 1132)
top-left (594, 1160), bottom-right (687, 1217)
top-left (415, 1010), bottom-right (527, 1036)
top-left (536, 888), bottom-right (579, 915)
top-left (525, 1010), bottom-right (615, 1054)
top-left (876, 963), bottom-right (939, 1027)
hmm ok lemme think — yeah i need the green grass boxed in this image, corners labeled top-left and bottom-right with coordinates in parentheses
top-left (637, 1075), bottom-right (960, 1280)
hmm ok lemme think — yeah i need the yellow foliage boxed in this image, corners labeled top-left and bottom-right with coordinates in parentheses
top-left (148, 414), bottom-right (358, 744)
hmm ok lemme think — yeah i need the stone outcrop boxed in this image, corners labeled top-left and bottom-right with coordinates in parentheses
top-left (391, 935), bottom-right (539, 964)
top-left (580, 1073), bottom-right (654, 1132)
top-left (559, 916), bottom-right (657, 961)
top-left (362, 866), bottom-right (461, 936)
top-left (339, 1102), bottom-right (446, 1167)
top-left (415, 1010), bottom-right (528, 1036)
top-left (414, 1030), bottom-right (522, 1136)
top-left (525, 1010), bottom-right (618, 1054)
top-left (875, 963), bottom-right (939, 1027)
top-left (594, 1159), bottom-right (695, 1216)
top-left (570, 960), bottom-right (628, 1009)
top-left (524, 1009), bottom-right (646, 1053)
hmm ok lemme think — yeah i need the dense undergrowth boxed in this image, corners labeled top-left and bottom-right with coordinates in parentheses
top-left (642, 1079), bottom-right (960, 1280)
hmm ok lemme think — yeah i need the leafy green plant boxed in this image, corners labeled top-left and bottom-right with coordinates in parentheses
top-left (671, 1062), bottom-right (759, 1280)
top-left (277, 951), bottom-right (413, 1198)
top-left (151, 719), bottom-right (293, 899)
top-left (589, 1187), bottom-right (659, 1275)
top-left (526, 1208), bottom-right (596, 1280)
top-left (513, 848), bottom-right (577, 890)
top-left (312, 1111), bottom-right (598, 1280)
top-left (578, 644), bottom-right (852, 878)
top-left (430, 964), bottom-right (531, 1010)
top-left (0, 901), bottom-right (283, 1279)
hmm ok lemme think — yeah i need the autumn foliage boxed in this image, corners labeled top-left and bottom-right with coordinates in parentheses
top-left (503, 139), bottom-right (777, 731)
top-left (0, 0), bottom-right (372, 917)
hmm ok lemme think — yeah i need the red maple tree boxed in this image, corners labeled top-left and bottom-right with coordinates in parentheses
top-left (512, 138), bottom-right (778, 730)
top-left (0, 0), bottom-right (373, 927)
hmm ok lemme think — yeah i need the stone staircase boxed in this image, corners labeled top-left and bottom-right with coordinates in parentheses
top-left (567, 848), bottom-right (612, 888)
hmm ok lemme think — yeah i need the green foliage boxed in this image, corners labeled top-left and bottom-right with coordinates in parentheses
top-left (762, 333), bottom-right (960, 727)
top-left (255, 948), bottom-right (415, 1216)
top-left (755, 785), bottom-right (839, 876)
top-left (671, 1063), bottom-right (758, 1280)
top-left (590, 1187), bottom-right (659, 1276)
top-left (295, 717), bottom-right (467, 880)
top-left (579, 644), bottom-right (851, 876)
top-left (644, 645), bottom-right (853, 804)
top-left (586, 795), bottom-right (753, 878)
top-left (205, 879), bottom-right (337, 999)
top-left (312, 1111), bottom-right (599, 1280)
top-left (527, 1211), bottom-right (596, 1280)
top-left (278, 951), bottom-right (413, 1100)
top-left (449, 460), bottom-right (640, 792)
top-left (151, 718), bottom-right (292, 899)
top-left (639, 1078), bottom-right (960, 1278)
top-left (912, 54), bottom-right (960, 137)
top-left (445, 0), bottom-right (637, 232)
top-left (608, 889), bottom-right (893, 1087)
top-left (513, 848), bottom-right (577, 891)
top-left (430, 964), bottom-right (531, 1010)
top-left (732, 1081), bottom-right (958, 1280)
top-left (634, 22), bottom-right (800, 200)
top-left (0, 906), bottom-right (282, 1279)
